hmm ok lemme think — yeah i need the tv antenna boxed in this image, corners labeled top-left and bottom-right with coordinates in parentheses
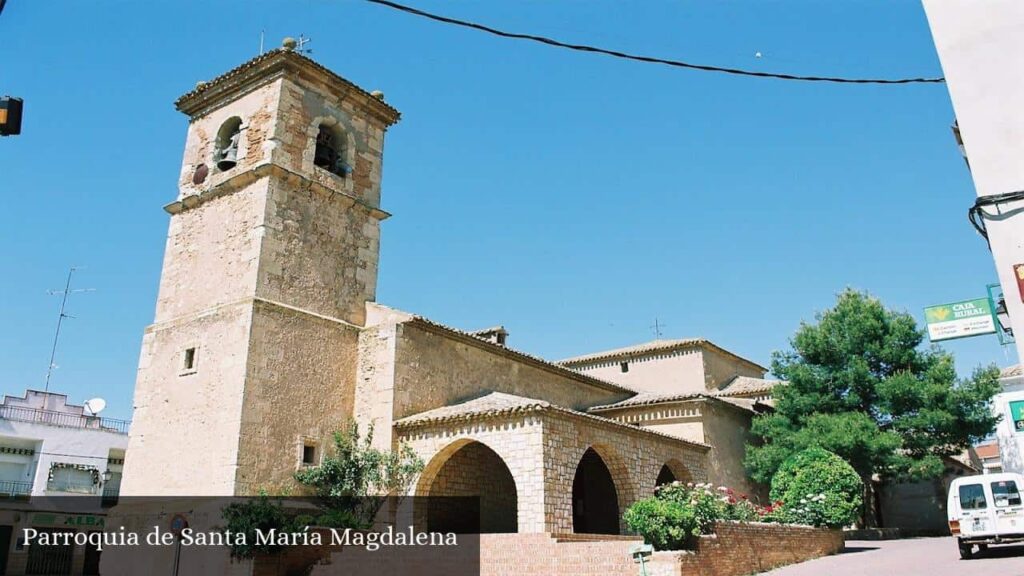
top-left (44, 267), bottom-right (95, 393)
top-left (295, 34), bottom-right (313, 54)
top-left (650, 318), bottom-right (667, 339)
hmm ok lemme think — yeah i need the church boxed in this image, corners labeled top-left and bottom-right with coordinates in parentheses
top-left (119, 41), bottom-right (779, 537)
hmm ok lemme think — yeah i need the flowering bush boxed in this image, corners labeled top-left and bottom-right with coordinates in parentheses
top-left (625, 482), bottom-right (777, 550)
top-left (769, 448), bottom-right (862, 529)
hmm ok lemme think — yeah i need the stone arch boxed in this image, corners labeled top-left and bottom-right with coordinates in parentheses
top-left (214, 116), bottom-right (243, 171)
top-left (415, 439), bottom-right (518, 534)
top-left (656, 458), bottom-right (693, 487)
top-left (307, 115), bottom-right (357, 179)
top-left (571, 446), bottom-right (628, 535)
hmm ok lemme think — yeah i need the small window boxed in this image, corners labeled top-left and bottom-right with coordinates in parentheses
top-left (314, 124), bottom-right (349, 177)
top-left (992, 480), bottom-right (1022, 507)
top-left (620, 361), bottom-right (629, 373)
top-left (959, 484), bottom-right (987, 510)
top-left (215, 117), bottom-right (242, 171)
top-left (302, 444), bottom-right (317, 466)
top-left (182, 348), bottom-right (197, 372)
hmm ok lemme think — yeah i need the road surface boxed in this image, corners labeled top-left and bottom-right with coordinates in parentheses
top-left (761, 537), bottom-right (1024, 576)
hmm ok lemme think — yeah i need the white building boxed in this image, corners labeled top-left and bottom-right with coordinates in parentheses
top-left (0, 390), bottom-right (128, 575)
top-left (923, 2), bottom-right (1024, 360)
top-left (989, 366), bottom-right (1024, 474)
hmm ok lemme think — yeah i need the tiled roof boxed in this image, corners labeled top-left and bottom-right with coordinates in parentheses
top-left (558, 339), bottom-right (767, 372)
top-left (975, 443), bottom-right (1000, 460)
top-left (395, 392), bottom-right (549, 426)
top-left (394, 392), bottom-right (710, 450)
top-left (588, 392), bottom-right (704, 411)
top-left (1002, 364), bottom-right (1022, 378)
top-left (716, 376), bottom-right (783, 398)
top-left (174, 48), bottom-right (400, 124)
top-left (587, 391), bottom-right (769, 414)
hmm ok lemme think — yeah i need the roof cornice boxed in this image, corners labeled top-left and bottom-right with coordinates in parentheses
top-left (175, 49), bottom-right (400, 126)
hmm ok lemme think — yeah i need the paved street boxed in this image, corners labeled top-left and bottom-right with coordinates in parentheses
top-left (760, 537), bottom-right (1024, 576)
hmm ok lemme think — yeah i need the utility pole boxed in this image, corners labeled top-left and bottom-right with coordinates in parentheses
top-left (922, 1), bottom-right (1024, 363)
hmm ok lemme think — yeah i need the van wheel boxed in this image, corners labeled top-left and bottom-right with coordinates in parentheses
top-left (959, 542), bottom-right (974, 560)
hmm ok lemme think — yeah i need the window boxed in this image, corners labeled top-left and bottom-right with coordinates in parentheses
top-left (620, 361), bottom-right (629, 373)
top-left (958, 484), bottom-right (987, 510)
top-left (215, 117), bottom-right (242, 171)
top-left (301, 444), bottom-right (317, 466)
top-left (182, 347), bottom-right (197, 373)
top-left (314, 124), bottom-right (349, 177)
top-left (992, 480), bottom-right (1022, 507)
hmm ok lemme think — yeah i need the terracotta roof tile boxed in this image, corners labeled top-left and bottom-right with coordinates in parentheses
top-left (558, 339), bottom-right (767, 373)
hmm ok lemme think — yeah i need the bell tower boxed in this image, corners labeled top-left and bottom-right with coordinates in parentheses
top-left (120, 42), bottom-right (400, 496)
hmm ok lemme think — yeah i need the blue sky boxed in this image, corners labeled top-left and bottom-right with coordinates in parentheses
top-left (0, 1), bottom-right (1016, 420)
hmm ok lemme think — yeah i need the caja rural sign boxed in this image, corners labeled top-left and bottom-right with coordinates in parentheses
top-left (923, 298), bottom-right (997, 342)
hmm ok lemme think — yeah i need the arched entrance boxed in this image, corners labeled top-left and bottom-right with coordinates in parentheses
top-left (656, 464), bottom-right (677, 486)
top-left (419, 441), bottom-right (518, 534)
top-left (572, 448), bottom-right (620, 534)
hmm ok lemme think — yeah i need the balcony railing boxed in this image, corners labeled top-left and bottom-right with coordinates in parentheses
top-left (0, 480), bottom-right (32, 498)
top-left (47, 480), bottom-right (99, 495)
top-left (0, 405), bottom-right (129, 434)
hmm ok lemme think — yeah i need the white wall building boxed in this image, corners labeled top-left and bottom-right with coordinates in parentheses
top-left (923, 1), bottom-right (1024, 359)
top-left (989, 366), bottom-right (1024, 474)
top-left (0, 390), bottom-right (127, 499)
top-left (0, 390), bottom-right (128, 575)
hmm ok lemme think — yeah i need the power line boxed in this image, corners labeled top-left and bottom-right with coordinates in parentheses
top-left (365, 0), bottom-right (944, 85)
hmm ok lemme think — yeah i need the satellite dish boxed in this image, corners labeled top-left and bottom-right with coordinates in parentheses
top-left (83, 398), bottom-right (106, 416)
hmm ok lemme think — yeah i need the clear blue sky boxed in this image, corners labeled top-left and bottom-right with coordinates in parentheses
top-left (0, 1), bottom-right (1016, 420)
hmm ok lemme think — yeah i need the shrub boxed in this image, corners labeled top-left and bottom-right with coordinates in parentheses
top-left (221, 493), bottom-right (300, 559)
top-left (623, 497), bottom-right (697, 551)
top-left (626, 482), bottom-right (774, 550)
top-left (770, 448), bottom-right (862, 528)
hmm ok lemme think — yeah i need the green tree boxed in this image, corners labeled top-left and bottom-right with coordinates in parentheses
top-left (745, 289), bottom-right (1000, 524)
top-left (293, 421), bottom-right (424, 527)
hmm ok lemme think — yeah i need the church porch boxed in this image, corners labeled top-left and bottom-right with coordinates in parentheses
top-left (394, 392), bottom-right (709, 536)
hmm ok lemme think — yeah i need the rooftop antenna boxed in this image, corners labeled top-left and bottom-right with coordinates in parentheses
top-left (259, 29), bottom-right (265, 55)
top-left (650, 318), bottom-right (666, 339)
top-left (44, 267), bottom-right (95, 394)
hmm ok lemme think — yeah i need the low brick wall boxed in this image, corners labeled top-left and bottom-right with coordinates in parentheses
top-left (648, 521), bottom-right (844, 576)
top-left (480, 533), bottom-right (640, 576)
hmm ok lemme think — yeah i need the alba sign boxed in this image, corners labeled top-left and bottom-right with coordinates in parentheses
top-left (924, 298), bottom-right (997, 342)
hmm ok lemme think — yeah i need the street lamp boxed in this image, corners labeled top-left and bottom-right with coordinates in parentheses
top-left (102, 469), bottom-right (113, 484)
top-left (995, 296), bottom-right (1013, 337)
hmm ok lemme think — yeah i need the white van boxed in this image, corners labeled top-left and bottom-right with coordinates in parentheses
top-left (948, 472), bottom-right (1024, 559)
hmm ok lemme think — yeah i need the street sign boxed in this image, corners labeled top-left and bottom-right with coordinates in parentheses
top-left (924, 298), bottom-right (997, 342)
top-left (1010, 400), bottom-right (1024, 433)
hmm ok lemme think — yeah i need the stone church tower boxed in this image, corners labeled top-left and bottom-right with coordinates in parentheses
top-left (119, 43), bottom-right (400, 496)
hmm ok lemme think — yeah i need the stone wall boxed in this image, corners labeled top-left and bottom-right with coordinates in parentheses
top-left (701, 402), bottom-right (767, 502)
top-left (235, 299), bottom-right (361, 494)
top-left (392, 322), bottom-right (632, 419)
top-left (398, 408), bottom-right (708, 535)
top-left (648, 521), bottom-right (844, 576)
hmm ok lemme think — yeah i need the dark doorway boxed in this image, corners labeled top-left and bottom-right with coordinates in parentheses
top-left (656, 464), bottom-right (677, 487)
top-left (0, 525), bottom-right (11, 575)
top-left (426, 442), bottom-right (518, 534)
top-left (572, 448), bottom-right (620, 534)
top-left (83, 531), bottom-right (102, 575)
top-left (25, 528), bottom-right (73, 575)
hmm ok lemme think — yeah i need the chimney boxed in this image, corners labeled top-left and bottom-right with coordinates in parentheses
top-left (472, 326), bottom-right (509, 347)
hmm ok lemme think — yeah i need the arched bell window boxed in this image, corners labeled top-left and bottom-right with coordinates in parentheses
top-left (314, 123), bottom-right (349, 177)
top-left (214, 117), bottom-right (243, 171)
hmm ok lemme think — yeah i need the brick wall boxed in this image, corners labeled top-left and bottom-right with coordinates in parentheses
top-left (649, 521), bottom-right (844, 576)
